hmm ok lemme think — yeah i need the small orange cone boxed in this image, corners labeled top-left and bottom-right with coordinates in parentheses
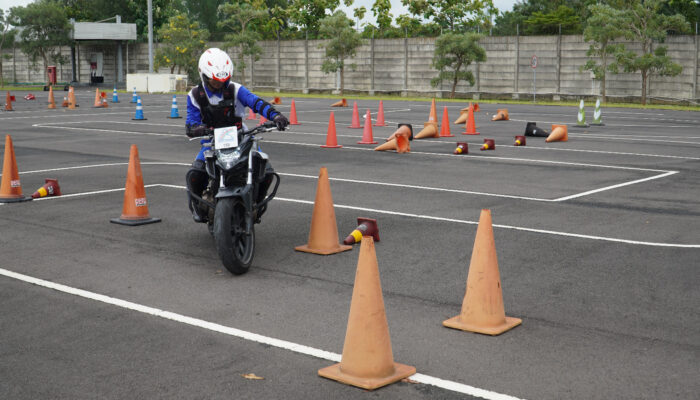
top-left (454, 109), bottom-right (468, 124)
top-left (61, 96), bottom-right (69, 107)
top-left (4, 91), bottom-right (13, 111)
top-left (270, 96), bottom-right (281, 105)
top-left (47, 86), bottom-right (56, 109)
top-left (439, 107), bottom-right (453, 137)
top-left (93, 88), bottom-right (106, 107)
top-left (348, 101), bottom-right (361, 128)
top-left (0, 135), bottom-right (30, 202)
top-left (68, 87), bottom-right (77, 110)
top-left (374, 100), bottom-right (386, 126)
top-left (473, 103), bottom-right (480, 112)
top-left (357, 110), bottom-right (377, 144)
top-left (31, 178), bottom-right (61, 199)
top-left (343, 217), bottom-right (379, 245)
top-left (546, 124), bottom-right (568, 142)
top-left (258, 115), bottom-right (268, 126)
top-left (454, 142), bottom-right (468, 155)
top-left (443, 209), bottom-right (521, 335)
top-left (321, 112), bottom-right (342, 148)
top-left (110, 145), bottom-right (161, 226)
top-left (492, 109), bottom-right (509, 121)
top-left (427, 98), bottom-right (437, 123)
top-left (463, 103), bottom-right (479, 135)
top-left (384, 123), bottom-right (413, 142)
top-left (295, 167), bottom-right (352, 255)
top-left (289, 99), bottom-right (300, 125)
top-left (331, 98), bottom-right (348, 107)
top-left (247, 107), bottom-right (256, 120)
top-left (514, 135), bottom-right (526, 146)
top-left (480, 138), bottom-right (495, 151)
top-left (376, 124), bottom-right (411, 153)
top-left (318, 236), bottom-right (416, 390)
top-left (415, 122), bottom-right (438, 139)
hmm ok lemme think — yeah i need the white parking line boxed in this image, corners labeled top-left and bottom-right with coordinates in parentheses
top-left (30, 183), bottom-right (700, 248)
top-left (0, 267), bottom-right (526, 400)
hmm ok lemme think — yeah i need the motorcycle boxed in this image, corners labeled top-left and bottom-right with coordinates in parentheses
top-left (187, 121), bottom-right (280, 275)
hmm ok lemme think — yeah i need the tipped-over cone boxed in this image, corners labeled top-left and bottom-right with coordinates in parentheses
top-left (443, 209), bottom-right (521, 335)
top-left (331, 98), bottom-right (348, 107)
top-left (415, 122), bottom-right (438, 139)
top-left (295, 167), bottom-right (352, 255)
top-left (385, 123), bottom-right (413, 142)
top-left (32, 178), bottom-right (61, 199)
top-left (270, 96), bottom-right (281, 105)
top-left (343, 218), bottom-right (379, 245)
top-left (492, 109), bottom-right (509, 121)
top-left (454, 142), bottom-right (468, 155)
top-left (546, 124), bottom-right (568, 142)
top-left (514, 135), bottom-right (526, 146)
top-left (455, 110), bottom-right (468, 125)
top-left (110, 145), bottom-right (161, 226)
top-left (480, 138), bottom-right (495, 151)
top-left (524, 122), bottom-right (549, 137)
top-left (318, 236), bottom-right (416, 389)
top-left (376, 125), bottom-right (411, 153)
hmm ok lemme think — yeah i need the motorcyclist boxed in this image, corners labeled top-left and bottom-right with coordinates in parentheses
top-left (185, 48), bottom-right (289, 222)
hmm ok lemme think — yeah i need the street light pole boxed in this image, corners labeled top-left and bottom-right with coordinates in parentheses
top-left (147, 0), bottom-right (153, 73)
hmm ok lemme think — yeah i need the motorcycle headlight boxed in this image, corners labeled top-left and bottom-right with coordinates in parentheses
top-left (216, 149), bottom-right (241, 170)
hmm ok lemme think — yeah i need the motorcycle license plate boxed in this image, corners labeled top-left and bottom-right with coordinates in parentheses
top-left (214, 126), bottom-right (238, 149)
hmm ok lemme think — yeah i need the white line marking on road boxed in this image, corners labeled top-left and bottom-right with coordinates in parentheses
top-left (508, 118), bottom-right (696, 129)
top-left (0, 267), bottom-right (525, 400)
top-left (552, 171), bottom-right (678, 201)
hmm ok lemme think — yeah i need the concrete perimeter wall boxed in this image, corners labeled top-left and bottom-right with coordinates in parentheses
top-left (3, 35), bottom-right (699, 104)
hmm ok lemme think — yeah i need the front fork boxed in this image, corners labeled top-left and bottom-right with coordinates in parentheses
top-left (215, 137), bottom-right (260, 235)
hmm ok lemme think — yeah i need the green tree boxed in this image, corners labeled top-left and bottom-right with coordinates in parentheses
top-left (10, 0), bottom-right (72, 85)
top-left (183, 0), bottom-right (226, 40)
top-left (402, 0), bottom-right (496, 32)
top-left (580, 4), bottom-right (625, 102)
top-left (289, 0), bottom-right (350, 37)
top-left (318, 10), bottom-right (363, 94)
top-left (493, 0), bottom-right (594, 36)
top-left (353, 6), bottom-right (366, 31)
top-left (613, 0), bottom-right (690, 105)
top-left (524, 5), bottom-right (581, 35)
top-left (218, 0), bottom-right (268, 85)
top-left (431, 32), bottom-right (486, 98)
top-left (0, 10), bottom-right (16, 87)
top-left (661, 0), bottom-right (700, 27)
top-left (154, 13), bottom-right (209, 83)
top-left (372, 0), bottom-right (393, 34)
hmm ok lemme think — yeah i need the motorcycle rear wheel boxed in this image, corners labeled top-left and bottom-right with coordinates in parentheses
top-left (214, 198), bottom-right (255, 275)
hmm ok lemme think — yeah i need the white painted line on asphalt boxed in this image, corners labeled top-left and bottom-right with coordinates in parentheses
top-left (508, 118), bottom-right (695, 129)
top-left (0, 267), bottom-right (525, 400)
top-left (552, 171), bottom-right (678, 201)
top-left (32, 124), bottom-right (181, 137)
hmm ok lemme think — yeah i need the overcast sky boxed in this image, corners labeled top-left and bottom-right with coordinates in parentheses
top-left (0, 0), bottom-right (519, 24)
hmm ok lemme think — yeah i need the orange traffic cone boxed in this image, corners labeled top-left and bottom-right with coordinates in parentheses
top-left (443, 209), bottom-right (521, 335)
top-left (427, 98), bottom-right (437, 123)
top-left (270, 96), bottom-right (281, 105)
top-left (546, 124), bottom-right (568, 142)
top-left (258, 115), bottom-right (267, 126)
top-left (4, 91), bottom-right (13, 111)
top-left (454, 142), bottom-right (468, 155)
top-left (331, 98), bottom-right (348, 107)
top-left (463, 103), bottom-right (479, 135)
top-left (93, 88), bottom-right (106, 107)
top-left (101, 97), bottom-right (109, 108)
top-left (384, 123), bottom-right (413, 142)
top-left (61, 96), bottom-right (69, 107)
top-left (321, 112), bottom-right (342, 148)
top-left (480, 138), bottom-right (495, 151)
top-left (319, 236), bottom-right (416, 389)
top-left (439, 107), bottom-right (453, 137)
top-left (68, 87), bottom-right (77, 109)
top-left (357, 110), bottom-right (377, 144)
top-left (295, 167), bottom-right (352, 255)
top-left (247, 107), bottom-right (256, 120)
top-left (343, 217), bottom-right (379, 245)
top-left (415, 122), bottom-right (438, 139)
top-left (454, 109), bottom-right (468, 124)
top-left (47, 86), bottom-right (56, 109)
top-left (289, 99), bottom-right (300, 125)
top-left (348, 101), bottom-right (361, 128)
top-left (473, 103), bottom-right (480, 112)
top-left (31, 178), bottom-right (61, 199)
top-left (0, 135), bottom-right (30, 202)
top-left (110, 145), bottom-right (161, 226)
top-left (492, 109), bottom-right (509, 121)
top-left (375, 124), bottom-right (411, 153)
top-left (514, 135), bottom-right (526, 146)
top-left (374, 100), bottom-right (386, 126)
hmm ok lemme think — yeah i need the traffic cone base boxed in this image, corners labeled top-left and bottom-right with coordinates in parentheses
top-left (443, 209), bottom-right (521, 336)
top-left (295, 167), bottom-right (351, 255)
top-left (331, 98), bottom-right (348, 107)
top-left (546, 124), bottom-right (568, 142)
top-left (524, 122), bottom-right (549, 137)
top-left (110, 145), bottom-right (161, 226)
top-left (492, 109), bottom-right (509, 121)
top-left (514, 135), bottom-right (526, 146)
top-left (318, 237), bottom-right (416, 390)
top-left (32, 178), bottom-right (61, 199)
top-left (415, 122), bottom-right (438, 139)
top-left (343, 217), bottom-right (379, 245)
top-left (480, 139), bottom-right (495, 151)
top-left (454, 142), bottom-right (468, 155)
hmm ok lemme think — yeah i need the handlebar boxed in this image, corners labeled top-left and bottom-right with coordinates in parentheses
top-left (188, 121), bottom-right (278, 140)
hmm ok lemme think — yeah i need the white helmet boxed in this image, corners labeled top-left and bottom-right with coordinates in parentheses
top-left (198, 48), bottom-right (233, 84)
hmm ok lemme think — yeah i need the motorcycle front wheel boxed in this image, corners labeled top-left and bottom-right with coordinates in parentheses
top-left (214, 198), bottom-right (255, 275)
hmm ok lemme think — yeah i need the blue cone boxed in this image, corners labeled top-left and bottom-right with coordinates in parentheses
top-left (132, 97), bottom-right (147, 120)
top-left (167, 95), bottom-right (181, 119)
top-left (112, 88), bottom-right (119, 103)
top-left (130, 87), bottom-right (138, 103)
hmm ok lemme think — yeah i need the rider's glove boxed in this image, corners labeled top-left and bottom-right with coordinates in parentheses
top-left (273, 114), bottom-right (289, 131)
top-left (187, 125), bottom-right (207, 138)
